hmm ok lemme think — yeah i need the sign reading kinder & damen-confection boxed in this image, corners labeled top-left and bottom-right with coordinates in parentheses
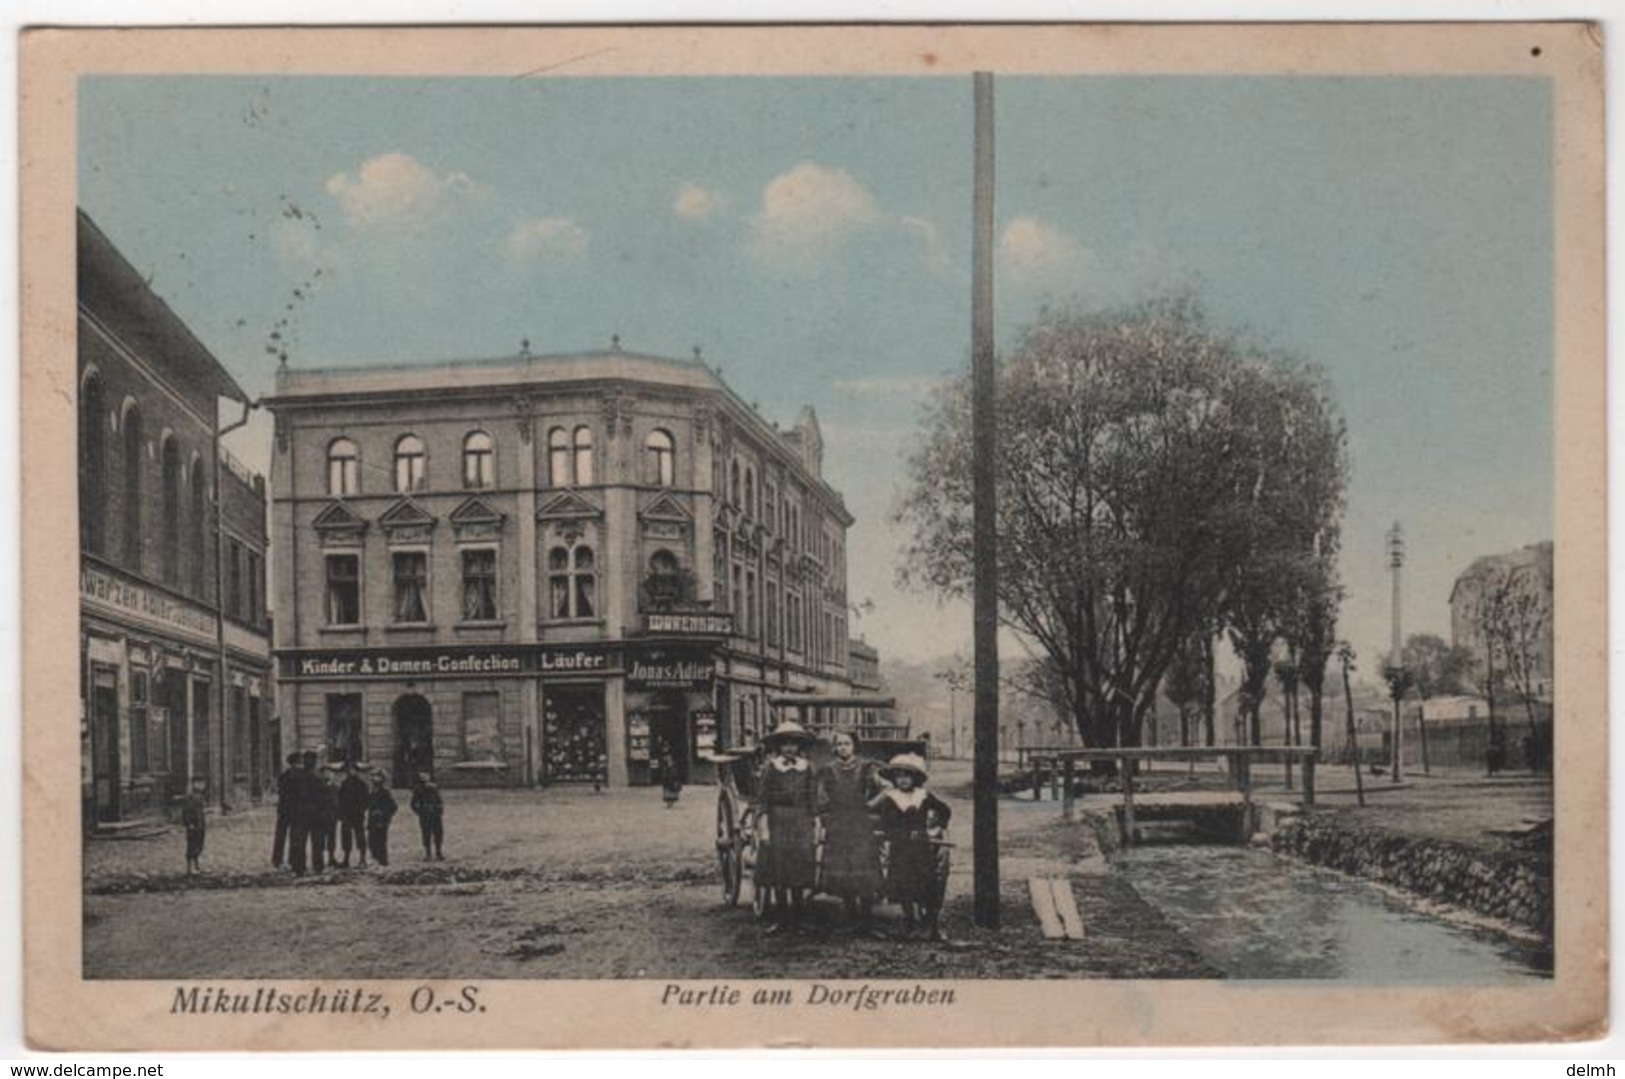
top-left (280, 644), bottom-right (620, 681)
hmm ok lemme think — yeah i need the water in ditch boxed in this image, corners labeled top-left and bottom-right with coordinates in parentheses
top-left (1111, 842), bottom-right (1550, 982)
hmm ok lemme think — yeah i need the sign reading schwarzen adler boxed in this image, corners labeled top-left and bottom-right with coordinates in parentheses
top-left (280, 644), bottom-right (620, 681)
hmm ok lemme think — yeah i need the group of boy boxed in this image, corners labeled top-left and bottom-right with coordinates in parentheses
top-left (271, 751), bottom-right (408, 875)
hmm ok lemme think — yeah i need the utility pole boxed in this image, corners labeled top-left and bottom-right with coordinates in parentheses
top-left (971, 71), bottom-right (1001, 929)
top-left (1385, 521), bottom-right (1405, 784)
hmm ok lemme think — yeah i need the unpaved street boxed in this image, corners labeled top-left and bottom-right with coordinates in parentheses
top-left (83, 761), bottom-right (1212, 980)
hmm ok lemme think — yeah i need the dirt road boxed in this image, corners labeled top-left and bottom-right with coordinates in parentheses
top-left (83, 761), bottom-right (1212, 980)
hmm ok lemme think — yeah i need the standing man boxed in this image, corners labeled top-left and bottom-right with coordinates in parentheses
top-left (311, 761), bottom-right (339, 872)
top-left (286, 751), bottom-right (320, 876)
top-left (366, 772), bottom-right (397, 867)
top-left (271, 751), bottom-right (300, 869)
top-left (337, 763), bottom-right (370, 868)
top-left (410, 772), bottom-right (445, 861)
top-left (181, 775), bottom-right (208, 876)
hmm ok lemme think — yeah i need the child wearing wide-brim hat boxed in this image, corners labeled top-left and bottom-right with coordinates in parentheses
top-left (869, 752), bottom-right (952, 941)
top-left (755, 719), bottom-right (819, 931)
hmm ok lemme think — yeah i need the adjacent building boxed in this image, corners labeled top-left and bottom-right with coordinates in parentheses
top-left (1448, 540), bottom-right (1555, 701)
top-left (264, 348), bottom-right (857, 789)
top-left (78, 211), bottom-right (274, 825)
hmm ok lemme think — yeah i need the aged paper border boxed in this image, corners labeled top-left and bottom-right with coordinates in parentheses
top-left (20, 23), bottom-right (1607, 1050)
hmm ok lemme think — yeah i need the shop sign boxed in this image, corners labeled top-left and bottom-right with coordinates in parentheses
top-left (642, 612), bottom-right (733, 637)
top-left (81, 563), bottom-right (216, 644)
top-left (280, 644), bottom-right (619, 681)
top-left (627, 646), bottom-right (716, 691)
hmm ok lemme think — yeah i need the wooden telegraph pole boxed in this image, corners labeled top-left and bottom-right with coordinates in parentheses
top-left (971, 71), bottom-right (1001, 928)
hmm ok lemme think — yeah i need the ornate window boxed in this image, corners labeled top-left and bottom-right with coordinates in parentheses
top-left (325, 554), bottom-right (361, 626)
top-left (392, 550), bottom-right (430, 623)
top-left (744, 469), bottom-right (755, 519)
top-left (548, 544), bottom-right (596, 619)
top-left (645, 429), bottom-right (675, 487)
top-left (79, 371), bottom-right (107, 555)
top-left (548, 427), bottom-right (571, 487)
top-left (463, 431), bottom-right (494, 489)
top-left (462, 548), bottom-right (498, 621)
top-left (328, 438), bottom-right (359, 497)
top-left (394, 435), bottom-right (427, 493)
top-left (572, 426), bottom-right (595, 486)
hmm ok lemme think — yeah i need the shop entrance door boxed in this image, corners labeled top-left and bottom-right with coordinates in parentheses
top-left (392, 694), bottom-right (434, 788)
top-left (541, 685), bottom-right (606, 783)
top-left (650, 707), bottom-right (690, 785)
top-left (89, 667), bottom-right (121, 823)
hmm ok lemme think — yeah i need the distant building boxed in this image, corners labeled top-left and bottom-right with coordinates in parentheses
top-left (1448, 541), bottom-right (1554, 700)
top-left (847, 638), bottom-right (881, 693)
top-left (78, 211), bottom-right (274, 825)
top-left (265, 349), bottom-right (857, 788)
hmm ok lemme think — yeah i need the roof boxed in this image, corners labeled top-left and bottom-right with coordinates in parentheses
top-left (269, 349), bottom-right (719, 401)
top-left (77, 210), bottom-right (249, 406)
top-left (1448, 541), bottom-right (1554, 605)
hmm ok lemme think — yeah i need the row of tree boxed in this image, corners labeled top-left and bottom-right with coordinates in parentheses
top-left (899, 294), bottom-right (1350, 757)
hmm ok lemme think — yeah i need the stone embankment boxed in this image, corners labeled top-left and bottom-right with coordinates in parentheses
top-left (1267, 813), bottom-right (1552, 937)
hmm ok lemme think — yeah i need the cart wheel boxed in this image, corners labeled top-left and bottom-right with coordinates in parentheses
top-left (742, 812), bottom-right (768, 920)
top-left (716, 797), bottom-right (742, 908)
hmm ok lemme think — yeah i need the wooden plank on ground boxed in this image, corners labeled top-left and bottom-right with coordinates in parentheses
top-left (1028, 877), bottom-right (1066, 939)
top-left (1050, 879), bottom-right (1085, 940)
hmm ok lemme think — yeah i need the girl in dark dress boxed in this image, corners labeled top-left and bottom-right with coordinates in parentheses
top-left (872, 753), bottom-right (952, 941)
top-left (816, 731), bottom-right (884, 923)
top-left (754, 720), bottom-right (819, 932)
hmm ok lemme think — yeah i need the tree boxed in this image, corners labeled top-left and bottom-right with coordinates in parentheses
top-left (1471, 558), bottom-right (1553, 772)
top-left (1162, 632), bottom-right (1210, 747)
top-left (1401, 633), bottom-right (1474, 700)
top-left (897, 294), bottom-right (1349, 752)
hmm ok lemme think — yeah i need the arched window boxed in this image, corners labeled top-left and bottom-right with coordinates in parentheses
top-left (79, 371), bottom-right (107, 555)
top-left (548, 545), bottom-right (596, 619)
top-left (327, 438), bottom-right (359, 497)
top-left (121, 402), bottom-right (143, 569)
top-left (160, 436), bottom-right (181, 584)
top-left (548, 427), bottom-right (571, 487)
top-left (572, 426), bottom-right (594, 486)
top-left (649, 549), bottom-right (680, 577)
top-left (730, 461), bottom-right (741, 505)
top-left (645, 429), bottom-right (675, 487)
top-left (462, 430), bottom-right (494, 489)
top-left (744, 468), bottom-right (755, 519)
top-left (190, 454), bottom-right (207, 596)
top-left (394, 434), bottom-right (426, 493)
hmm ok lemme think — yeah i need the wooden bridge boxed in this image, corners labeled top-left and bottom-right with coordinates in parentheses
top-left (1021, 746), bottom-right (1323, 846)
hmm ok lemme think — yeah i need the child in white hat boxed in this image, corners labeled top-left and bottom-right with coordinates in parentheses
top-left (870, 753), bottom-right (952, 940)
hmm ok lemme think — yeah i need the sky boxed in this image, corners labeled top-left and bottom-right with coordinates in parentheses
top-left (78, 74), bottom-right (1555, 670)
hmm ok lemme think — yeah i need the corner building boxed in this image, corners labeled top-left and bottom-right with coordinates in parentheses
top-left (266, 350), bottom-right (856, 788)
top-left (78, 212), bottom-right (274, 824)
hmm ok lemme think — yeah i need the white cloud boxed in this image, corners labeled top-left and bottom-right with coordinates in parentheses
top-left (751, 162), bottom-right (880, 267)
top-left (505, 217), bottom-right (590, 262)
top-left (324, 152), bottom-right (477, 231)
top-left (900, 215), bottom-right (953, 274)
top-left (673, 182), bottom-right (726, 221)
top-left (998, 216), bottom-right (1087, 283)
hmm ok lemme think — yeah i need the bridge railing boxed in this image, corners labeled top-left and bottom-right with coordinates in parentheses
top-left (1021, 746), bottom-right (1324, 826)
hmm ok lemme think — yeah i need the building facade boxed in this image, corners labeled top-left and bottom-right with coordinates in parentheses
top-left (1448, 540), bottom-right (1555, 700)
top-left (78, 211), bottom-right (275, 825)
top-left (265, 349), bottom-right (856, 788)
